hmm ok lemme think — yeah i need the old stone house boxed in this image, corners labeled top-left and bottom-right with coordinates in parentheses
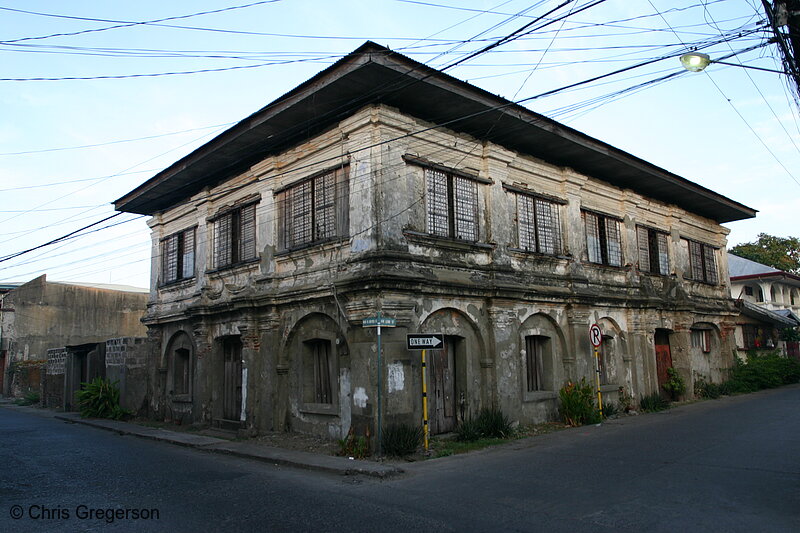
top-left (115, 42), bottom-right (755, 439)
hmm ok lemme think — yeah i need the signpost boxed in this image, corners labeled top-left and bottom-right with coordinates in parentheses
top-left (589, 323), bottom-right (604, 419)
top-left (362, 312), bottom-right (396, 456)
top-left (407, 333), bottom-right (443, 452)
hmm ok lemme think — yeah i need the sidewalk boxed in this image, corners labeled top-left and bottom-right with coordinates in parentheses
top-left (0, 401), bottom-right (402, 479)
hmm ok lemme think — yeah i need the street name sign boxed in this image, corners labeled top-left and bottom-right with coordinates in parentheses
top-left (406, 333), bottom-right (444, 350)
top-left (363, 316), bottom-right (396, 328)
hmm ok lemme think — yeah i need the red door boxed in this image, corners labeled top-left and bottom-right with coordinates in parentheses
top-left (654, 330), bottom-right (672, 392)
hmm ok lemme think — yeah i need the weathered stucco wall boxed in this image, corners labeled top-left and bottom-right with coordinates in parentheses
top-left (141, 104), bottom-right (739, 440)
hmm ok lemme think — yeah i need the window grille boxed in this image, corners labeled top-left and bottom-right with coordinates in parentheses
top-left (426, 168), bottom-right (450, 237)
top-left (583, 211), bottom-right (622, 266)
top-left (213, 203), bottom-right (257, 269)
top-left (280, 166), bottom-right (349, 250)
top-left (516, 193), bottom-right (561, 255)
top-left (686, 239), bottom-right (718, 284)
top-left (637, 226), bottom-right (670, 275)
top-left (425, 168), bottom-right (480, 241)
top-left (161, 228), bottom-right (195, 285)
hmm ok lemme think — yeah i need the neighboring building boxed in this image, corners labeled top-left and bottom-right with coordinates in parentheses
top-left (0, 282), bottom-right (21, 395)
top-left (0, 275), bottom-right (149, 407)
top-left (728, 253), bottom-right (800, 356)
top-left (115, 42), bottom-right (756, 440)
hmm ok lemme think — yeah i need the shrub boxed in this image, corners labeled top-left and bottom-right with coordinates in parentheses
top-left (726, 351), bottom-right (800, 393)
top-left (14, 390), bottom-right (40, 406)
top-left (694, 376), bottom-right (722, 399)
top-left (75, 377), bottom-right (129, 420)
top-left (381, 423), bottom-right (423, 457)
top-left (662, 367), bottom-right (686, 400)
top-left (639, 393), bottom-right (669, 412)
top-left (455, 407), bottom-right (514, 442)
top-left (601, 401), bottom-right (618, 418)
top-left (475, 407), bottom-right (514, 439)
top-left (559, 378), bottom-right (601, 426)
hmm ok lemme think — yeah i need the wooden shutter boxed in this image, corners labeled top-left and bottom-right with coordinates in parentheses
top-left (535, 198), bottom-right (561, 255)
top-left (703, 245), bottom-right (718, 284)
top-left (637, 226), bottom-right (651, 273)
top-left (239, 204), bottom-right (256, 261)
top-left (181, 229), bottom-right (195, 279)
top-left (656, 232), bottom-right (669, 275)
top-left (214, 213), bottom-right (232, 267)
top-left (517, 194), bottom-right (536, 250)
top-left (584, 212), bottom-right (602, 264)
top-left (426, 169), bottom-right (449, 237)
top-left (604, 218), bottom-right (622, 266)
top-left (453, 176), bottom-right (478, 241)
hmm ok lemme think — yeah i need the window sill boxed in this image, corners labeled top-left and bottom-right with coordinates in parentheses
top-left (206, 258), bottom-right (260, 276)
top-left (508, 248), bottom-right (569, 261)
top-left (275, 237), bottom-right (349, 259)
top-left (403, 230), bottom-right (495, 252)
top-left (158, 277), bottom-right (195, 291)
top-left (299, 403), bottom-right (339, 416)
top-left (582, 261), bottom-right (627, 272)
top-left (523, 391), bottom-right (557, 403)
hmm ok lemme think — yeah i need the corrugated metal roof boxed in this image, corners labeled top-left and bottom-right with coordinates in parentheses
top-left (728, 253), bottom-right (782, 278)
top-left (115, 41), bottom-right (757, 223)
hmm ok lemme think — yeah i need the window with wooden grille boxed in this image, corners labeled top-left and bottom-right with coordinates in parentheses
top-left (637, 226), bottom-right (669, 275)
top-left (303, 339), bottom-right (333, 405)
top-left (686, 239), bottom-right (718, 284)
top-left (583, 211), bottom-right (622, 266)
top-left (279, 166), bottom-right (349, 250)
top-left (516, 193), bottom-right (562, 255)
top-left (426, 168), bottom-right (479, 241)
top-left (212, 203), bottom-right (256, 269)
top-left (160, 227), bottom-right (195, 284)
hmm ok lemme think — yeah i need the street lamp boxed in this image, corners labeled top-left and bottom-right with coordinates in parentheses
top-left (679, 51), bottom-right (785, 74)
top-left (680, 52), bottom-right (711, 72)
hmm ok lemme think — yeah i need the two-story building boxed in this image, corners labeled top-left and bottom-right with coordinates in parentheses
top-left (728, 253), bottom-right (800, 356)
top-left (115, 42), bottom-right (756, 439)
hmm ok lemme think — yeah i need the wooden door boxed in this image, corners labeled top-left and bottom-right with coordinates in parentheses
top-left (428, 336), bottom-right (456, 434)
top-left (654, 330), bottom-right (672, 391)
top-left (222, 339), bottom-right (243, 421)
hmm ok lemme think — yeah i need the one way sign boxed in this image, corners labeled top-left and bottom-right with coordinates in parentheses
top-left (406, 333), bottom-right (444, 350)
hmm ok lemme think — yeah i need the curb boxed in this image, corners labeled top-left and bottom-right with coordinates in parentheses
top-left (52, 413), bottom-right (403, 479)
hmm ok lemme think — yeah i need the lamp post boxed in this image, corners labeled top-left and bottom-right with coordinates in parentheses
top-left (679, 51), bottom-right (785, 74)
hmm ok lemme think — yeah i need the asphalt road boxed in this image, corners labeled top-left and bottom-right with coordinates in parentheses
top-left (2, 385), bottom-right (799, 532)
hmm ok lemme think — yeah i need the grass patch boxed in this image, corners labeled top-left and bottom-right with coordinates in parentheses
top-left (431, 437), bottom-right (508, 458)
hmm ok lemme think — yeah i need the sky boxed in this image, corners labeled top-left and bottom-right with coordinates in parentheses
top-left (1, 0), bottom-right (798, 289)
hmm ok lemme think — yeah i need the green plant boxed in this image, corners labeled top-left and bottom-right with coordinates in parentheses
top-left (725, 351), bottom-right (800, 393)
top-left (455, 417), bottom-right (484, 442)
top-left (694, 375), bottom-right (722, 399)
top-left (337, 427), bottom-right (371, 459)
top-left (601, 401), bottom-right (618, 418)
top-left (662, 367), bottom-right (686, 400)
top-left (558, 378), bottom-right (601, 426)
top-left (14, 390), bottom-right (40, 406)
top-left (381, 423), bottom-right (423, 457)
top-left (455, 407), bottom-right (514, 442)
top-left (475, 407), bottom-right (514, 439)
top-left (639, 393), bottom-right (670, 412)
top-left (75, 377), bottom-right (129, 420)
